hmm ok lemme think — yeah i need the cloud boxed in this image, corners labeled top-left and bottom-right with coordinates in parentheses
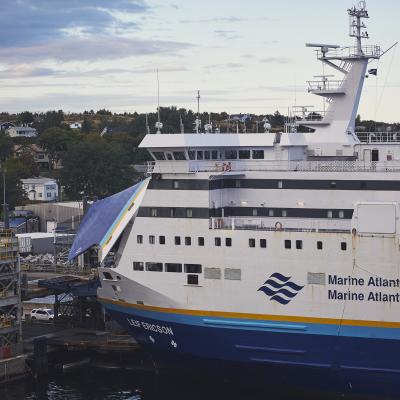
top-left (259, 57), bottom-right (290, 64)
top-left (180, 16), bottom-right (243, 24)
top-left (214, 30), bottom-right (240, 40)
top-left (204, 63), bottom-right (243, 70)
top-left (0, 37), bottom-right (193, 63)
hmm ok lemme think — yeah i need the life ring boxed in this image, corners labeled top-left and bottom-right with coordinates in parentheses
top-left (225, 162), bottom-right (232, 172)
top-left (275, 221), bottom-right (283, 230)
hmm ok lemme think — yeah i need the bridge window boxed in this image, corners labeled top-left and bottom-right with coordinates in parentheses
top-left (215, 237), bottom-right (221, 247)
top-left (371, 149), bottom-right (379, 162)
top-left (153, 152), bottom-right (165, 160)
top-left (239, 150), bottom-right (251, 159)
top-left (282, 210), bottom-right (287, 217)
top-left (285, 240), bottom-right (291, 249)
top-left (173, 180), bottom-right (179, 189)
top-left (146, 262), bottom-right (163, 272)
top-left (317, 241), bottom-right (323, 250)
top-left (341, 242), bottom-right (347, 251)
top-left (252, 150), bottom-right (264, 159)
top-left (137, 235), bottom-right (143, 244)
top-left (252, 209), bottom-right (258, 216)
top-left (198, 237), bottom-right (205, 246)
top-left (211, 150), bottom-right (218, 160)
top-left (170, 208), bottom-right (176, 217)
top-left (151, 208), bottom-right (157, 217)
top-left (235, 180), bottom-right (241, 188)
top-left (204, 151), bottom-right (211, 160)
top-left (165, 263), bottom-right (182, 273)
top-left (226, 238), bottom-right (232, 247)
top-left (260, 239), bottom-right (267, 248)
top-left (175, 236), bottom-right (181, 245)
top-left (197, 151), bottom-right (204, 160)
top-left (149, 235), bottom-right (155, 244)
top-left (296, 240), bottom-right (303, 249)
top-left (186, 208), bottom-right (193, 218)
top-left (188, 150), bottom-right (195, 160)
top-left (173, 151), bottom-right (186, 160)
top-left (338, 210), bottom-right (344, 219)
top-left (185, 236), bottom-right (191, 246)
top-left (249, 238), bottom-right (256, 248)
top-left (327, 210), bottom-right (333, 218)
top-left (159, 236), bottom-right (165, 245)
top-left (269, 209), bottom-right (274, 217)
top-left (225, 150), bottom-right (238, 160)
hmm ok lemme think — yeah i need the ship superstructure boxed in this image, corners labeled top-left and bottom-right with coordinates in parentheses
top-left (70, 2), bottom-right (400, 397)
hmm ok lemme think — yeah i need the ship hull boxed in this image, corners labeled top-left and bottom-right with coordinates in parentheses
top-left (102, 299), bottom-right (400, 398)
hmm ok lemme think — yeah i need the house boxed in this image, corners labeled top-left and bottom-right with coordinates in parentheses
top-left (21, 177), bottom-right (59, 202)
top-left (14, 144), bottom-right (52, 169)
top-left (7, 126), bottom-right (38, 138)
top-left (69, 122), bottom-right (82, 129)
top-left (0, 121), bottom-right (15, 131)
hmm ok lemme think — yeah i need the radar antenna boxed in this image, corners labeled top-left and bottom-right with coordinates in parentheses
top-left (194, 90), bottom-right (201, 134)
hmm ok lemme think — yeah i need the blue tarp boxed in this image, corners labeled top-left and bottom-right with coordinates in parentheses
top-left (68, 180), bottom-right (146, 261)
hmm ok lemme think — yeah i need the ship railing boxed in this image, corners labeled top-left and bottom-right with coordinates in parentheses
top-left (307, 80), bottom-right (345, 92)
top-left (316, 45), bottom-right (381, 60)
top-left (189, 160), bottom-right (400, 173)
top-left (356, 132), bottom-right (400, 143)
top-left (210, 217), bottom-right (351, 233)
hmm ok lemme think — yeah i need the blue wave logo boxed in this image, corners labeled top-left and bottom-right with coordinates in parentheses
top-left (258, 273), bottom-right (304, 305)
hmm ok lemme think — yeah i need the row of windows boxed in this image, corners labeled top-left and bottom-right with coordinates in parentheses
top-left (152, 149), bottom-right (265, 162)
top-left (133, 262), bottom-right (202, 273)
top-left (137, 235), bottom-right (347, 251)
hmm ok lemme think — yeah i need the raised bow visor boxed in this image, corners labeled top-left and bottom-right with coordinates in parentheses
top-left (68, 178), bottom-right (150, 263)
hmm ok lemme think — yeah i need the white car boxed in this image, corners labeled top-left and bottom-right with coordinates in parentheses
top-left (30, 308), bottom-right (54, 321)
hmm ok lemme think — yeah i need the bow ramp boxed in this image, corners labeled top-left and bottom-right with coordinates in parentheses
top-left (68, 178), bottom-right (150, 263)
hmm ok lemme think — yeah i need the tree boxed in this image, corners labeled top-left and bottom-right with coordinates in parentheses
top-left (0, 132), bottom-right (13, 162)
top-left (81, 118), bottom-right (91, 134)
top-left (17, 111), bottom-right (34, 125)
top-left (0, 159), bottom-right (28, 210)
top-left (60, 139), bottom-right (136, 199)
top-left (39, 127), bottom-right (76, 169)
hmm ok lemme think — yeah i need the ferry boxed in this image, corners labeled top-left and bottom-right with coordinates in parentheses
top-left (70, 2), bottom-right (400, 397)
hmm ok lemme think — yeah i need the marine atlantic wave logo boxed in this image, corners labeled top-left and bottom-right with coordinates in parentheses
top-left (258, 273), bottom-right (304, 305)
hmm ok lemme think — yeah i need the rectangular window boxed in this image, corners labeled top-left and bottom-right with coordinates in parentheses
top-left (188, 150), bottom-right (196, 160)
top-left (165, 263), bottom-right (182, 273)
top-left (252, 209), bottom-right (258, 216)
top-left (260, 239), bottom-right (267, 248)
top-left (225, 150), bottom-right (238, 160)
top-left (133, 262), bottom-right (144, 271)
top-left (184, 264), bottom-right (202, 274)
top-left (47, 192), bottom-right (52, 198)
top-left (204, 268), bottom-right (221, 280)
top-left (175, 236), bottom-right (181, 245)
top-left (196, 151), bottom-right (203, 160)
top-left (327, 210), bottom-right (333, 218)
top-left (170, 208), bottom-right (176, 217)
top-left (146, 262), bottom-right (163, 272)
top-left (215, 237), bottom-right (221, 247)
top-left (204, 151), bottom-right (211, 160)
top-left (285, 240), bottom-right (291, 249)
top-left (282, 210), bottom-right (287, 217)
top-left (278, 181), bottom-right (283, 189)
top-left (238, 150), bottom-right (251, 159)
top-left (186, 208), bottom-right (193, 218)
top-left (187, 274), bottom-right (199, 285)
top-left (159, 236), bottom-right (165, 245)
top-left (296, 240), bottom-right (303, 249)
top-left (338, 210), bottom-right (344, 219)
top-left (235, 180), bottom-right (241, 188)
top-left (173, 152), bottom-right (186, 160)
top-left (198, 237), bottom-right (205, 246)
top-left (224, 268), bottom-right (241, 280)
top-left (341, 242), bottom-right (347, 251)
top-left (149, 235), bottom-right (155, 244)
top-left (249, 238), bottom-right (256, 248)
top-left (252, 150), bottom-right (264, 159)
top-left (185, 236), bottom-right (191, 246)
top-left (268, 209), bottom-right (274, 217)
top-left (153, 152), bottom-right (166, 160)
top-left (317, 241), bottom-right (323, 250)
top-left (225, 238), bottom-right (232, 247)
top-left (211, 150), bottom-right (218, 160)
top-left (151, 208), bottom-right (157, 217)
top-left (173, 180), bottom-right (179, 189)
top-left (137, 235), bottom-right (143, 244)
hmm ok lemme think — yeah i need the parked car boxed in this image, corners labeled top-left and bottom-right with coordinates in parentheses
top-left (30, 308), bottom-right (54, 321)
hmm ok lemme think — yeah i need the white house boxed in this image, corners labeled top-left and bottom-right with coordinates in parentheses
top-left (69, 122), bottom-right (82, 129)
top-left (7, 126), bottom-right (38, 138)
top-left (21, 178), bottom-right (59, 202)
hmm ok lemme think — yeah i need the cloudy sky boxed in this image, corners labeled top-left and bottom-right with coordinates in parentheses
top-left (0, 0), bottom-right (399, 121)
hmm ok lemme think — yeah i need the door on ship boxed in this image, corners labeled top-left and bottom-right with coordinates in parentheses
top-left (363, 149), bottom-right (371, 162)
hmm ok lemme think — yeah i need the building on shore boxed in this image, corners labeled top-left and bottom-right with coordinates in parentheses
top-left (21, 178), bottom-right (59, 202)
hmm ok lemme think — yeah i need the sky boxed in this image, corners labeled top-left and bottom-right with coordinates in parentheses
top-left (0, 0), bottom-right (399, 121)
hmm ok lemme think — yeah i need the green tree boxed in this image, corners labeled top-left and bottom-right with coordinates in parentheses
top-left (60, 139), bottom-right (136, 199)
top-left (39, 127), bottom-right (76, 169)
top-left (17, 111), bottom-right (34, 125)
top-left (0, 132), bottom-right (13, 162)
top-left (0, 159), bottom-right (28, 209)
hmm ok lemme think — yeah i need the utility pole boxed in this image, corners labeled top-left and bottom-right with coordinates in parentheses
top-left (1, 162), bottom-right (9, 229)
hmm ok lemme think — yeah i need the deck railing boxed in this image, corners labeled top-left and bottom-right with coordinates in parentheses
top-left (356, 132), bottom-right (400, 144)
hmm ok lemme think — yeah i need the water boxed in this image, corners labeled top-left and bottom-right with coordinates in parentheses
top-left (0, 369), bottom-right (340, 400)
